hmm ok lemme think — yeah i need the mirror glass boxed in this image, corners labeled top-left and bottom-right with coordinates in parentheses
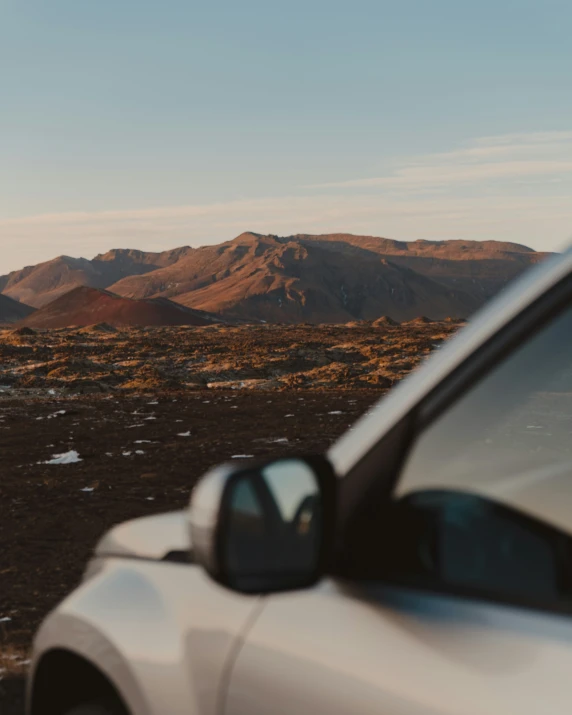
top-left (223, 459), bottom-right (322, 592)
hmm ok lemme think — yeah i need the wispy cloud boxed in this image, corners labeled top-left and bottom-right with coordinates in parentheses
top-left (307, 131), bottom-right (572, 190)
top-left (1, 132), bottom-right (571, 274)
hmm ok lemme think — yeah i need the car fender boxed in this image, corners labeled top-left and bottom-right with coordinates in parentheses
top-left (31, 558), bottom-right (263, 715)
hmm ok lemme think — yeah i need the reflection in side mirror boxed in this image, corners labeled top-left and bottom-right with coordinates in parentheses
top-left (189, 456), bottom-right (336, 594)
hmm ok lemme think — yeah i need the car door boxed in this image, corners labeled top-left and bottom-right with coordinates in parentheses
top-left (225, 286), bottom-right (572, 715)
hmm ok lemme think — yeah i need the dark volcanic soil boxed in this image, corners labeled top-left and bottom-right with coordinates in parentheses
top-left (0, 322), bottom-right (461, 713)
top-left (0, 389), bottom-right (383, 652)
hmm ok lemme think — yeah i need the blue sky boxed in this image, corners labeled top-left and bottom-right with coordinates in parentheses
top-left (1, 0), bottom-right (571, 272)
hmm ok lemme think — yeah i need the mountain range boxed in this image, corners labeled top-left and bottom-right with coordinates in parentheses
top-left (1, 232), bottom-right (551, 325)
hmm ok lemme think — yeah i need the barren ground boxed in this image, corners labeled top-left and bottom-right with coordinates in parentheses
top-left (0, 321), bottom-right (460, 713)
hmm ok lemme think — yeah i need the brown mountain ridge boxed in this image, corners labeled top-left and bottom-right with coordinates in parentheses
top-left (3, 232), bottom-right (550, 325)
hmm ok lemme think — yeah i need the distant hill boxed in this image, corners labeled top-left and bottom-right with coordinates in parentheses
top-left (0, 294), bottom-right (35, 324)
top-left (16, 286), bottom-right (220, 329)
top-left (0, 247), bottom-right (194, 308)
top-left (3, 233), bottom-right (551, 323)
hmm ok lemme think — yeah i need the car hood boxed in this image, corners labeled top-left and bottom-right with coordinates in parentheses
top-left (95, 510), bottom-right (190, 560)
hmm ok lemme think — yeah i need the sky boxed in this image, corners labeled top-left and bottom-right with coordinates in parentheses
top-left (1, 0), bottom-right (571, 273)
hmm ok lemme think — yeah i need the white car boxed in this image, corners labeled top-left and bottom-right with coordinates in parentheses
top-left (28, 247), bottom-right (572, 715)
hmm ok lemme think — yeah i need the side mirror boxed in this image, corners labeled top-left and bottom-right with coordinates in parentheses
top-left (189, 456), bottom-right (337, 594)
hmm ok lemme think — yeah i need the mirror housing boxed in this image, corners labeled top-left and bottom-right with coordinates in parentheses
top-left (189, 455), bottom-right (337, 594)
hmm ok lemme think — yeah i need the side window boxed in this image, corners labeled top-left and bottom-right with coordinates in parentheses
top-left (398, 302), bottom-right (572, 528)
top-left (382, 301), bottom-right (572, 610)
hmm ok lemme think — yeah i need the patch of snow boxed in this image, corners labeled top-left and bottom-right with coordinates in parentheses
top-left (177, 431), bottom-right (191, 437)
top-left (285, 414), bottom-right (294, 417)
top-left (46, 410), bottom-right (66, 419)
top-left (127, 424), bottom-right (145, 428)
top-left (0, 616), bottom-right (12, 623)
top-left (80, 487), bottom-right (94, 492)
top-left (328, 410), bottom-right (343, 415)
top-left (135, 450), bottom-right (145, 455)
top-left (134, 440), bottom-right (152, 444)
top-left (144, 416), bottom-right (157, 421)
top-left (42, 451), bottom-right (82, 465)
top-left (122, 451), bottom-right (132, 456)
top-left (232, 454), bottom-right (254, 459)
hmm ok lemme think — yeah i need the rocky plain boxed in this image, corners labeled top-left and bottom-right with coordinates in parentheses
top-left (0, 317), bottom-right (462, 711)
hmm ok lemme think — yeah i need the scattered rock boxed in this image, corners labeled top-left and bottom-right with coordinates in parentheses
top-left (372, 316), bottom-right (399, 327)
top-left (78, 322), bottom-right (117, 334)
top-left (0, 321), bottom-right (462, 394)
top-left (405, 316), bottom-right (434, 325)
top-left (64, 379), bottom-right (112, 394)
top-left (11, 327), bottom-right (36, 337)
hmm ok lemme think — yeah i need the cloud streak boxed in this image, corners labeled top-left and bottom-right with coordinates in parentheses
top-left (1, 132), bottom-right (571, 274)
top-left (308, 131), bottom-right (572, 190)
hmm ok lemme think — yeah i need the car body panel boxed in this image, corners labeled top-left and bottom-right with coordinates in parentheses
top-left (226, 579), bottom-right (572, 715)
top-left (31, 558), bottom-right (261, 715)
top-left (95, 510), bottom-right (189, 560)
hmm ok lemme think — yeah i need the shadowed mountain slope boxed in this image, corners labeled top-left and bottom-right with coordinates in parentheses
top-left (0, 294), bottom-right (35, 324)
